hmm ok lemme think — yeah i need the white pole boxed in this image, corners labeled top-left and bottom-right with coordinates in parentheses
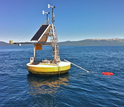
top-left (55, 45), bottom-right (56, 61)
top-left (34, 44), bottom-right (36, 61)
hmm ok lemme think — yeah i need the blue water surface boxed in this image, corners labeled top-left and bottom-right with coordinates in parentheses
top-left (0, 46), bottom-right (124, 107)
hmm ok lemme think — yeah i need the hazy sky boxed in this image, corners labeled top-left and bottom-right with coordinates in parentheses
top-left (0, 0), bottom-right (124, 43)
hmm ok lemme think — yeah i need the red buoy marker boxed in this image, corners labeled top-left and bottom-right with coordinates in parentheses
top-left (102, 72), bottom-right (113, 75)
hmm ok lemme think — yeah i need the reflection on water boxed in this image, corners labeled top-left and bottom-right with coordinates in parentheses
top-left (27, 73), bottom-right (70, 95)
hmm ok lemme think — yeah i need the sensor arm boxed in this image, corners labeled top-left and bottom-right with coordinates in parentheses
top-left (42, 10), bottom-right (50, 24)
top-left (48, 4), bottom-right (55, 23)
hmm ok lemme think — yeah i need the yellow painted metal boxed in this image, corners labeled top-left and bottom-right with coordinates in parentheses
top-left (35, 43), bottom-right (42, 50)
top-left (27, 62), bottom-right (71, 75)
top-left (9, 40), bottom-right (13, 44)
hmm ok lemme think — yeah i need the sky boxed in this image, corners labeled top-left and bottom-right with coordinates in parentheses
top-left (0, 0), bottom-right (124, 43)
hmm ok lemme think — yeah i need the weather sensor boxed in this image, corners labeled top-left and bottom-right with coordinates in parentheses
top-left (48, 4), bottom-right (55, 23)
top-left (42, 10), bottom-right (50, 24)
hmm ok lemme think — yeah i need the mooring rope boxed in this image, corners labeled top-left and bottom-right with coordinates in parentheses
top-left (64, 59), bottom-right (89, 73)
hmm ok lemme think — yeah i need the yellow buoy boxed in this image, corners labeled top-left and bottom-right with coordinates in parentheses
top-left (27, 61), bottom-right (71, 75)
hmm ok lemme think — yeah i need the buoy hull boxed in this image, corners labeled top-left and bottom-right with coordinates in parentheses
top-left (27, 61), bottom-right (71, 75)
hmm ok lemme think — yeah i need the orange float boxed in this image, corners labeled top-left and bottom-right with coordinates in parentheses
top-left (102, 72), bottom-right (113, 75)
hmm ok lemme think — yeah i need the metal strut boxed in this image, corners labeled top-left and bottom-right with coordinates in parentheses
top-left (51, 24), bottom-right (59, 63)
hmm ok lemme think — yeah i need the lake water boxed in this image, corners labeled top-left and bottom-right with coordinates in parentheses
top-left (0, 46), bottom-right (124, 107)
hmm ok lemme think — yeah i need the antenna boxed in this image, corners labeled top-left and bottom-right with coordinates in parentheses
top-left (48, 4), bottom-right (55, 23)
top-left (42, 10), bottom-right (50, 24)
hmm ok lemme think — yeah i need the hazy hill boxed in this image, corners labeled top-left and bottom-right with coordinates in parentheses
top-left (0, 41), bottom-right (9, 45)
top-left (58, 39), bottom-right (124, 46)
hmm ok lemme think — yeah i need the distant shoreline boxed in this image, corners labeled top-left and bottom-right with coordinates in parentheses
top-left (1, 38), bottom-right (124, 46)
top-left (58, 38), bottom-right (124, 46)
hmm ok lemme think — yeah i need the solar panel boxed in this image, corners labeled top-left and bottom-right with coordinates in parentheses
top-left (31, 24), bottom-right (49, 41)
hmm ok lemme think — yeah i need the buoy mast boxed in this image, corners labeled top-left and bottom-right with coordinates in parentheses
top-left (47, 4), bottom-right (60, 63)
